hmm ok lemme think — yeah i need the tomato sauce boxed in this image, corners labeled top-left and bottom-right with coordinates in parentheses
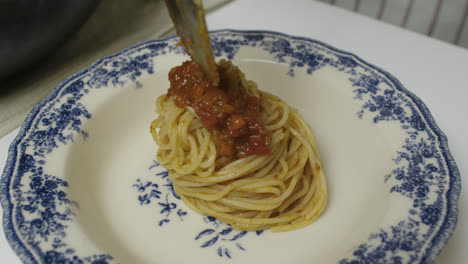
top-left (167, 60), bottom-right (271, 158)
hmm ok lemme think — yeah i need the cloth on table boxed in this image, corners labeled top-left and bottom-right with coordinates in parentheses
top-left (318, 0), bottom-right (468, 49)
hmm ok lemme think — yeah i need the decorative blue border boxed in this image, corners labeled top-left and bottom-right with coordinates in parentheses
top-left (0, 30), bottom-right (460, 264)
top-left (0, 37), bottom-right (173, 264)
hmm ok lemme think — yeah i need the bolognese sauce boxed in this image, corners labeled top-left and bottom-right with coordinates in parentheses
top-left (167, 60), bottom-right (271, 158)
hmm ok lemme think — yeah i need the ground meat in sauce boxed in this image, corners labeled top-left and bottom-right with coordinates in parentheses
top-left (167, 60), bottom-right (271, 158)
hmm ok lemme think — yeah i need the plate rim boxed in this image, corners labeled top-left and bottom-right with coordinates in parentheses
top-left (0, 29), bottom-right (461, 264)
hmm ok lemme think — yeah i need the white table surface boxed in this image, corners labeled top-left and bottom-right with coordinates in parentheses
top-left (1, 0), bottom-right (467, 263)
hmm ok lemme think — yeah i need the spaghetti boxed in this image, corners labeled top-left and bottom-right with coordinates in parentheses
top-left (150, 60), bottom-right (327, 232)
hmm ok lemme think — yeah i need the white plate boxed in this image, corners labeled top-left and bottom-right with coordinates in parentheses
top-left (0, 30), bottom-right (460, 264)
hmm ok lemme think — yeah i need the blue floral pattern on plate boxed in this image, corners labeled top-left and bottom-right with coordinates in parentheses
top-left (132, 160), bottom-right (263, 259)
top-left (0, 30), bottom-right (460, 263)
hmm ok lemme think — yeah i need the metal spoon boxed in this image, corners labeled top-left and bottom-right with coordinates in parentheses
top-left (164, 0), bottom-right (220, 86)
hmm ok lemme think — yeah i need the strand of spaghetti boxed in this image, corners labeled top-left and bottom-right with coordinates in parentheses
top-left (187, 197), bottom-right (309, 225)
top-left (173, 178), bottom-right (286, 201)
top-left (169, 140), bottom-right (288, 185)
top-left (277, 174), bottom-right (311, 213)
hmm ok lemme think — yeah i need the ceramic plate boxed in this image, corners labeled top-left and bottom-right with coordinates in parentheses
top-left (1, 30), bottom-right (460, 264)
